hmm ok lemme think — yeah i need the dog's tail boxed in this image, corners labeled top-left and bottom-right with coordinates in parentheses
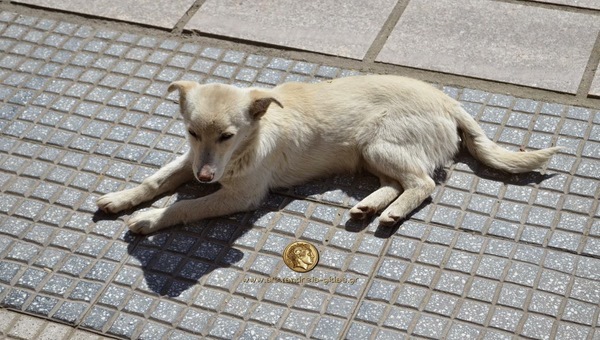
top-left (450, 103), bottom-right (561, 173)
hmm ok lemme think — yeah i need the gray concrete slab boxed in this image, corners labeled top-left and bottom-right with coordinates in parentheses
top-left (12, 0), bottom-right (195, 29)
top-left (591, 70), bottom-right (600, 97)
top-left (185, 0), bottom-right (397, 60)
top-left (377, 0), bottom-right (600, 93)
top-left (525, 0), bottom-right (600, 10)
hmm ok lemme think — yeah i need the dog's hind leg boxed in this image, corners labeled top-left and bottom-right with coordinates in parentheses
top-left (349, 175), bottom-right (403, 220)
top-left (378, 172), bottom-right (435, 225)
top-left (361, 143), bottom-right (436, 226)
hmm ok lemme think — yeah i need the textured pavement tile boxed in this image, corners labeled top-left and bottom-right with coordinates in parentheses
top-left (249, 303), bottom-right (284, 325)
top-left (356, 301), bottom-right (386, 324)
top-left (281, 311), bottom-right (317, 336)
top-left (295, 289), bottom-right (329, 311)
top-left (544, 250), bottom-right (577, 273)
top-left (529, 291), bottom-right (563, 317)
top-left (81, 306), bottom-right (115, 331)
top-left (325, 296), bottom-right (355, 318)
top-left (0, 261), bottom-right (22, 283)
top-left (387, 237), bottom-right (418, 260)
top-left (468, 278), bottom-right (498, 303)
top-left (498, 284), bottom-right (530, 310)
top-left (377, 0), bottom-right (600, 93)
top-left (537, 269), bottom-right (571, 295)
top-left (151, 301), bottom-right (183, 323)
top-left (16, 267), bottom-right (47, 289)
top-left (489, 307), bottom-right (523, 333)
top-left (456, 300), bottom-right (490, 325)
top-left (417, 244), bottom-right (448, 266)
top-left (394, 284), bottom-right (427, 310)
top-left (562, 299), bottom-right (596, 325)
top-left (519, 226), bottom-right (549, 245)
top-left (52, 301), bottom-right (88, 324)
top-left (107, 313), bottom-right (142, 338)
top-left (240, 322), bottom-right (275, 339)
top-left (556, 322), bottom-right (590, 339)
top-left (521, 314), bottom-right (555, 339)
top-left (382, 306), bottom-right (414, 331)
top-left (187, 0), bottom-right (397, 59)
top-left (548, 230), bottom-right (581, 252)
top-left (413, 314), bottom-right (448, 338)
top-left (506, 262), bottom-right (539, 287)
top-left (346, 322), bottom-right (375, 340)
top-left (366, 279), bottom-right (397, 302)
top-left (2, 288), bottom-right (31, 309)
top-left (447, 322), bottom-right (482, 340)
top-left (69, 280), bottom-right (103, 302)
top-left (476, 256), bottom-right (508, 280)
top-left (406, 264), bottom-right (438, 287)
top-left (177, 309), bottom-right (210, 334)
top-left (376, 258), bottom-right (408, 281)
top-left (436, 272), bottom-right (468, 296)
top-left (570, 277), bottom-right (600, 304)
top-left (485, 239), bottom-right (514, 257)
top-left (311, 316), bottom-right (345, 339)
top-left (41, 274), bottom-right (73, 297)
top-left (425, 292), bottom-right (458, 316)
top-left (25, 295), bottom-right (58, 316)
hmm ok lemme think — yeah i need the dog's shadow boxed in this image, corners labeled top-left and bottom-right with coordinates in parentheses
top-left (453, 148), bottom-right (557, 185)
top-left (93, 149), bottom-right (556, 297)
top-left (93, 183), bottom-right (250, 297)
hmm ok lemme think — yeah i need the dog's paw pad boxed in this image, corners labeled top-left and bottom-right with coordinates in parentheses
top-left (349, 205), bottom-right (376, 220)
top-left (379, 212), bottom-right (401, 226)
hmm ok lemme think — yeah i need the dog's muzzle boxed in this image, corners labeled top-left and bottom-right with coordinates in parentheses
top-left (197, 165), bottom-right (215, 182)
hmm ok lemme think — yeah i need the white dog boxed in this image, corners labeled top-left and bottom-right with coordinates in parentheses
top-left (97, 75), bottom-right (560, 234)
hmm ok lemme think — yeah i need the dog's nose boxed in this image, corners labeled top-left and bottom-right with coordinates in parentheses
top-left (198, 166), bottom-right (215, 182)
top-left (197, 172), bottom-right (214, 182)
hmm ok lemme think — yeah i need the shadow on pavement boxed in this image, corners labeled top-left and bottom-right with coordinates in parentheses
top-left (92, 149), bottom-right (558, 297)
top-left (454, 148), bottom-right (557, 185)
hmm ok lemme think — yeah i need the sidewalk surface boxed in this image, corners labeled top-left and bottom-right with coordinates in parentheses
top-left (0, 1), bottom-right (599, 339)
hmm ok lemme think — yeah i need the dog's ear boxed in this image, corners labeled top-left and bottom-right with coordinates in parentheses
top-left (168, 81), bottom-right (199, 118)
top-left (168, 81), bottom-right (199, 107)
top-left (249, 90), bottom-right (283, 119)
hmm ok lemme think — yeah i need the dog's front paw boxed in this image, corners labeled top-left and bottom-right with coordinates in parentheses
top-left (127, 209), bottom-right (167, 235)
top-left (97, 190), bottom-right (136, 214)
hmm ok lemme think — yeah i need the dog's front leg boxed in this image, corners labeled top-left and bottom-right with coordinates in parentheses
top-left (97, 152), bottom-right (194, 214)
top-left (127, 184), bottom-right (267, 234)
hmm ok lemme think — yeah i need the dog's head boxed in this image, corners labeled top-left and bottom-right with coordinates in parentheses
top-left (168, 81), bottom-right (282, 183)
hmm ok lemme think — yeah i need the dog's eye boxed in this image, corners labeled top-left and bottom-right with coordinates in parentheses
top-left (188, 129), bottom-right (198, 139)
top-left (219, 132), bottom-right (234, 142)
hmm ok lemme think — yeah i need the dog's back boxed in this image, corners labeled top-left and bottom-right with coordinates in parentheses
top-left (261, 75), bottom-right (462, 180)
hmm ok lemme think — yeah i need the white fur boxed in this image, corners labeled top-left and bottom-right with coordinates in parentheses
top-left (97, 75), bottom-right (560, 234)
